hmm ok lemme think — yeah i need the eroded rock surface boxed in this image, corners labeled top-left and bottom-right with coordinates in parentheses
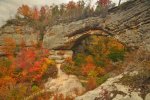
top-left (75, 71), bottom-right (149, 100)
top-left (43, 0), bottom-right (150, 51)
top-left (0, 25), bottom-right (39, 46)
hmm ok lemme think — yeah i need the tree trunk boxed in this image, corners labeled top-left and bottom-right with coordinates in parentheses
top-left (118, 0), bottom-right (121, 6)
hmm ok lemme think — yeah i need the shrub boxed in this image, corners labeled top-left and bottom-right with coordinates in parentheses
top-left (61, 62), bottom-right (81, 76)
top-left (31, 85), bottom-right (40, 92)
top-left (96, 74), bottom-right (110, 85)
top-left (88, 70), bottom-right (98, 78)
top-left (108, 49), bottom-right (125, 62)
top-left (42, 65), bottom-right (58, 79)
top-left (0, 57), bottom-right (12, 68)
top-left (74, 53), bottom-right (86, 66)
top-left (86, 77), bottom-right (97, 90)
top-left (82, 55), bottom-right (96, 76)
top-left (82, 62), bottom-right (96, 76)
top-left (97, 67), bottom-right (106, 76)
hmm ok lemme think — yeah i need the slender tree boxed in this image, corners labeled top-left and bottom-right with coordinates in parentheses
top-left (118, 0), bottom-right (121, 6)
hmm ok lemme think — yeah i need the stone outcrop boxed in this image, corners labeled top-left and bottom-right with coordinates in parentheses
top-left (43, 0), bottom-right (150, 51)
top-left (75, 71), bottom-right (149, 100)
top-left (0, 24), bottom-right (39, 55)
top-left (0, 25), bottom-right (39, 47)
top-left (48, 50), bottom-right (73, 64)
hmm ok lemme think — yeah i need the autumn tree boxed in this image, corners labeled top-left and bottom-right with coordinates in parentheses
top-left (96, 0), bottom-right (110, 17)
top-left (17, 5), bottom-right (31, 18)
top-left (40, 6), bottom-right (46, 20)
top-left (66, 1), bottom-right (77, 19)
top-left (82, 55), bottom-right (96, 76)
top-left (118, 0), bottom-right (122, 6)
top-left (52, 5), bottom-right (59, 17)
top-left (32, 7), bottom-right (40, 21)
top-left (97, 0), bottom-right (110, 7)
top-left (59, 4), bottom-right (66, 16)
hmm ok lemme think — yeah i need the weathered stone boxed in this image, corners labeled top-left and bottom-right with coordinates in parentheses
top-left (0, 33), bottom-right (38, 46)
top-left (75, 71), bottom-right (144, 100)
top-left (0, 24), bottom-right (39, 48)
top-left (48, 50), bottom-right (73, 64)
top-left (43, 0), bottom-right (150, 51)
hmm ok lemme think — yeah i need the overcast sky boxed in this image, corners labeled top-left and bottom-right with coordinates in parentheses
top-left (0, 0), bottom-right (127, 27)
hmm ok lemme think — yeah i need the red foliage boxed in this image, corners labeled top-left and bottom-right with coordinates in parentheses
top-left (82, 63), bottom-right (96, 76)
top-left (14, 47), bottom-right (50, 82)
top-left (97, 0), bottom-right (110, 7)
top-left (16, 48), bottom-right (36, 69)
top-left (67, 1), bottom-right (76, 10)
top-left (32, 7), bottom-right (40, 20)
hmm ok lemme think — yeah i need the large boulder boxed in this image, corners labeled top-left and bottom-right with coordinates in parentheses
top-left (0, 25), bottom-right (39, 46)
top-left (75, 71), bottom-right (149, 100)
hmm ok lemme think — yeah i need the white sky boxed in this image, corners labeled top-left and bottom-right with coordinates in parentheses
top-left (0, 0), bottom-right (127, 27)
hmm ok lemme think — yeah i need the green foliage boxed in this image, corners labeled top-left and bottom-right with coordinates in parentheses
top-left (108, 48), bottom-right (125, 62)
top-left (88, 70), bottom-right (98, 78)
top-left (31, 85), bottom-right (40, 92)
top-left (74, 53), bottom-right (86, 66)
top-left (94, 56), bottom-right (106, 67)
top-left (42, 65), bottom-right (58, 79)
top-left (0, 57), bottom-right (12, 68)
top-left (62, 64), bottom-right (73, 74)
top-left (96, 74), bottom-right (110, 85)
top-left (61, 63), bottom-right (81, 76)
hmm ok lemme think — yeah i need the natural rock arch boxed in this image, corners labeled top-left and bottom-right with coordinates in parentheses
top-left (43, 0), bottom-right (150, 51)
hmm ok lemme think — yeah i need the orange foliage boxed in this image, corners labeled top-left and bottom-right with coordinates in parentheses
top-left (0, 76), bottom-right (16, 87)
top-left (86, 77), bottom-right (97, 90)
top-left (67, 1), bottom-right (76, 9)
top-left (82, 56), bottom-right (96, 76)
top-left (97, 67), bottom-right (106, 76)
top-left (18, 5), bottom-right (31, 17)
top-left (32, 7), bottom-right (40, 20)
top-left (1, 37), bottom-right (16, 55)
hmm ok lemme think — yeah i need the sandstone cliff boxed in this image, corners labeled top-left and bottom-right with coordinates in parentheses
top-left (43, 0), bottom-right (150, 51)
top-left (0, 0), bottom-right (149, 52)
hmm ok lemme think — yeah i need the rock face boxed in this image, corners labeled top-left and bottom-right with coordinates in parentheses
top-left (43, 0), bottom-right (150, 51)
top-left (49, 50), bottom-right (73, 64)
top-left (145, 93), bottom-right (150, 100)
top-left (0, 25), bottom-right (39, 46)
top-left (0, 0), bottom-right (149, 51)
top-left (75, 71), bottom-right (149, 100)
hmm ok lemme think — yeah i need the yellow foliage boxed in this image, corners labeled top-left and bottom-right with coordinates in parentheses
top-left (44, 58), bottom-right (55, 65)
